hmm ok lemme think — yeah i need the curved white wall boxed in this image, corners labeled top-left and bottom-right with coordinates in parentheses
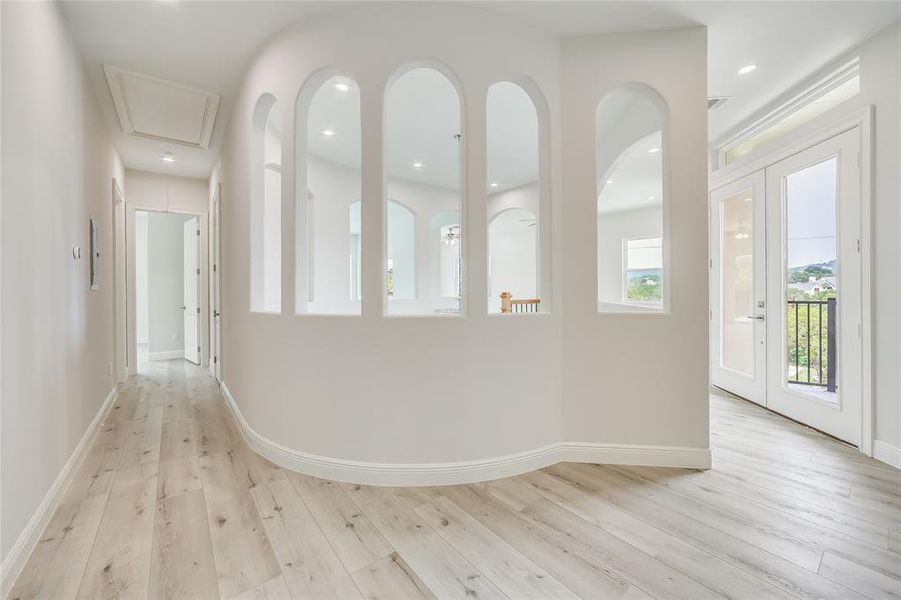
top-left (213, 5), bottom-right (710, 484)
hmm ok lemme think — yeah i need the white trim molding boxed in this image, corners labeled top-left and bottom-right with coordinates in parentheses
top-left (0, 386), bottom-right (118, 598)
top-left (221, 383), bottom-right (711, 487)
top-left (873, 440), bottom-right (901, 470)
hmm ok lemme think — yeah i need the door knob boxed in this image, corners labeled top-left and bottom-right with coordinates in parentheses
top-left (214, 311), bottom-right (221, 317)
top-left (747, 314), bottom-right (765, 321)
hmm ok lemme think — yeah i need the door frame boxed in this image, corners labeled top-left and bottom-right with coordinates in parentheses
top-left (112, 179), bottom-right (127, 383)
top-left (210, 183), bottom-right (222, 382)
top-left (183, 216), bottom-right (202, 364)
top-left (710, 105), bottom-right (874, 455)
top-left (125, 203), bottom-right (209, 373)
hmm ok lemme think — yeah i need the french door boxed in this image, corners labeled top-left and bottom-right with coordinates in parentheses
top-left (711, 127), bottom-right (862, 445)
top-left (710, 171), bottom-right (767, 404)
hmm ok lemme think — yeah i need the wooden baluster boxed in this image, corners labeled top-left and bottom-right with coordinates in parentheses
top-left (500, 292), bottom-right (512, 314)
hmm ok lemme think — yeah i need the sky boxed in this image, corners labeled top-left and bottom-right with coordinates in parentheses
top-left (785, 157), bottom-right (837, 269)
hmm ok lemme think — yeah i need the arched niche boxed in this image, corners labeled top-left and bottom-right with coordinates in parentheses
top-left (486, 80), bottom-right (542, 313)
top-left (296, 72), bottom-right (361, 315)
top-left (384, 65), bottom-right (463, 315)
top-left (250, 93), bottom-right (281, 313)
top-left (596, 84), bottom-right (669, 313)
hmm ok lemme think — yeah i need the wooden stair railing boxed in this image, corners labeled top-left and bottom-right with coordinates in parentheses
top-left (500, 291), bottom-right (540, 314)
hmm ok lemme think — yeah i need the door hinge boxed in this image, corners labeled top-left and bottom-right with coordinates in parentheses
top-left (196, 229), bottom-right (200, 236)
top-left (196, 268), bottom-right (200, 275)
top-left (197, 345), bottom-right (201, 352)
top-left (709, 258), bottom-right (713, 269)
top-left (857, 239), bottom-right (861, 252)
top-left (196, 307), bottom-right (200, 314)
top-left (213, 264), bottom-right (217, 272)
top-left (213, 356), bottom-right (217, 363)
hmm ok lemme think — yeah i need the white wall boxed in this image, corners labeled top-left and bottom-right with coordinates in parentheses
top-left (211, 5), bottom-right (707, 478)
top-left (146, 212), bottom-right (193, 356)
top-left (1, 0), bottom-right (124, 565)
top-left (124, 170), bottom-right (210, 369)
top-left (135, 212), bottom-right (149, 343)
top-left (561, 28), bottom-right (710, 449)
top-left (216, 4), bottom-right (563, 469)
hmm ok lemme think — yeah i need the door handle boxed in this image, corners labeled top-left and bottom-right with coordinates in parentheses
top-left (747, 314), bottom-right (765, 321)
top-left (214, 311), bottom-right (221, 318)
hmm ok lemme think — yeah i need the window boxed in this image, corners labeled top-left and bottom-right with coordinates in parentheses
top-left (623, 237), bottom-right (663, 305)
top-left (596, 86), bottom-right (666, 312)
top-left (385, 67), bottom-right (462, 315)
top-left (720, 59), bottom-right (859, 166)
top-left (487, 82), bottom-right (540, 313)
top-left (250, 94), bottom-right (281, 313)
top-left (299, 76), bottom-right (361, 314)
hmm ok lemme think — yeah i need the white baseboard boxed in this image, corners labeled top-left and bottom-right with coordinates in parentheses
top-left (221, 383), bottom-right (711, 487)
top-left (873, 439), bottom-right (901, 469)
top-left (148, 349), bottom-right (184, 361)
top-left (0, 386), bottom-right (118, 598)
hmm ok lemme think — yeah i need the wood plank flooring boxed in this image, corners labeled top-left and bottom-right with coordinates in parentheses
top-left (7, 360), bottom-right (901, 599)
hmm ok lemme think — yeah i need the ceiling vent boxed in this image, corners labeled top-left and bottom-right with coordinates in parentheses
top-left (103, 65), bottom-right (220, 149)
top-left (707, 96), bottom-right (731, 111)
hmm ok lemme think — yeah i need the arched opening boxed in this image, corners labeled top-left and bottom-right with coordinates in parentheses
top-left (596, 86), bottom-right (667, 312)
top-left (487, 81), bottom-right (541, 313)
top-left (250, 94), bottom-right (281, 313)
top-left (385, 66), bottom-right (462, 315)
top-left (298, 75), bottom-right (361, 314)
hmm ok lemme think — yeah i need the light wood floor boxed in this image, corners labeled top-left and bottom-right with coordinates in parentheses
top-left (8, 360), bottom-right (901, 600)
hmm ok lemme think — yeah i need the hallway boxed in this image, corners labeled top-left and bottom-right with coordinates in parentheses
top-left (8, 362), bottom-right (900, 599)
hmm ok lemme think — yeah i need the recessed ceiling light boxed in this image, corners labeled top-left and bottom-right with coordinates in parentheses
top-left (490, 182), bottom-right (499, 188)
top-left (335, 82), bottom-right (350, 92)
top-left (161, 152), bottom-right (175, 162)
top-left (648, 147), bottom-right (660, 154)
top-left (322, 129), bottom-right (335, 137)
top-left (738, 64), bottom-right (757, 75)
top-left (649, 196), bottom-right (655, 201)
top-left (744, 197), bottom-right (752, 202)
top-left (412, 162), bottom-right (423, 169)
top-left (606, 180), bottom-right (614, 184)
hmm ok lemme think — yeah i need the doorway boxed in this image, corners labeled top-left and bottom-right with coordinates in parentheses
top-left (135, 209), bottom-right (202, 370)
top-left (710, 127), bottom-right (864, 445)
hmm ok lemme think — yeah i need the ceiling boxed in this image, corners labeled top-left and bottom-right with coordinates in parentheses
top-left (59, 1), bottom-right (900, 181)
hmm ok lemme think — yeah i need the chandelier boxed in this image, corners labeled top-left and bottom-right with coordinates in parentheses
top-left (442, 225), bottom-right (462, 246)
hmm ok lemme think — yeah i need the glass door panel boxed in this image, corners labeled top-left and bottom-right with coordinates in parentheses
top-left (766, 127), bottom-right (861, 444)
top-left (710, 170), bottom-right (766, 405)
top-left (783, 157), bottom-right (838, 400)
top-left (722, 189), bottom-right (755, 376)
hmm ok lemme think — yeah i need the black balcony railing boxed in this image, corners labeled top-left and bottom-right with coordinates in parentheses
top-left (787, 298), bottom-right (836, 392)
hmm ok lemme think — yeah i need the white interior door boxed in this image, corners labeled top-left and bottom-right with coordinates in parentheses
top-left (183, 217), bottom-right (201, 364)
top-left (765, 127), bottom-right (861, 444)
top-left (211, 187), bottom-right (222, 381)
top-left (710, 170), bottom-right (767, 405)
